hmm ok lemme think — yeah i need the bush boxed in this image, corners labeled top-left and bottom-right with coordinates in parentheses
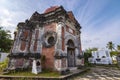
top-left (84, 52), bottom-right (92, 67)
top-left (0, 58), bottom-right (8, 72)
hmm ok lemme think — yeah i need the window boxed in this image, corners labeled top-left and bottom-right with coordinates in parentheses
top-left (47, 36), bottom-right (54, 44)
top-left (36, 61), bottom-right (40, 66)
top-left (102, 56), bottom-right (106, 58)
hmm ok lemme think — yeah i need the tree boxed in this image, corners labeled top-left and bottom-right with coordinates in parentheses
top-left (84, 48), bottom-right (97, 66)
top-left (106, 41), bottom-right (115, 51)
top-left (0, 27), bottom-right (13, 52)
top-left (85, 47), bottom-right (98, 53)
top-left (117, 45), bottom-right (120, 51)
top-left (110, 51), bottom-right (118, 56)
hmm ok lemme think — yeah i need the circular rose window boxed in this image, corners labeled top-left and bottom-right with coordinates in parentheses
top-left (42, 31), bottom-right (57, 48)
top-left (48, 36), bottom-right (54, 44)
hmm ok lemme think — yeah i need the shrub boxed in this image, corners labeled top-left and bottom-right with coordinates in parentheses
top-left (0, 58), bottom-right (8, 72)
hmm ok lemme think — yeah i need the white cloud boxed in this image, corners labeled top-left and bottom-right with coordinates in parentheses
top-left (0, 0), bottom-right (79, 34)
top-left (0, 0), bottom-right (120, 50)
top-left (0, 7), bottom-right (29, 39)
top-left (0, 8), bottom-right (14, 27)
top-left (81, 16), bottom-right (120, 50)
top-left (74, 0), bottom-right (120, 50)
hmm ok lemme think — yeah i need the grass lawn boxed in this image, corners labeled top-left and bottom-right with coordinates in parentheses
top-left (2, 70), bottom-right (60, 77)
top-left (0, 59), bottom-right (60, 77)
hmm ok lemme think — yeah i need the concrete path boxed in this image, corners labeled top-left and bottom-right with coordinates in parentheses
top-left (74, 66), bottom-right (120, 80)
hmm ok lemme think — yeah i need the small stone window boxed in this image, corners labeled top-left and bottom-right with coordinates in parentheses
top-left (36, 61), bottom-right (40, 66)
top-left (102, 56), bottom-right (106, 58)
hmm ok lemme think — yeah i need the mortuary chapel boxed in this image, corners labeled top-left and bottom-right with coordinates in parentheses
top-left (7, 6), bottom-right (84, 73)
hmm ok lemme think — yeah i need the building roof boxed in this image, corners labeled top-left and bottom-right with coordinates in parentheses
top-left (19, 6), bottom-right (81, 30)
top-left (44, 6), bottom-right (59, 13)
top-left (67, 11), bottom-right (76, 23)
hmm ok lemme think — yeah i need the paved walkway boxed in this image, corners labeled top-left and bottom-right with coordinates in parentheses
top-left (74, 66), bottom-right (120, 80)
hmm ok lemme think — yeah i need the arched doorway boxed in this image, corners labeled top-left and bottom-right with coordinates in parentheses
top-left (67, 39), bottom-right (75, 67)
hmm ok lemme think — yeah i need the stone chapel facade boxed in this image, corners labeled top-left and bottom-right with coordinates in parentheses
top-left (7, 6), bottom-right (84, 72)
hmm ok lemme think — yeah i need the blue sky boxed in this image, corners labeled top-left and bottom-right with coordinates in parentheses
top-left (0, 0), bottom-right (120, 50)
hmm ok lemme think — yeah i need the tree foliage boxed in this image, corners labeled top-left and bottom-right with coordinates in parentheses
top-left (85, 47), bottom-right (98, 53)
top-left (0, 27), bottom-right (13, 52)
top-left (0, 58), bottom-right (8, 71)
top-left (83, 48), bottom-right (96, 66)
top-left (117, 45), bottom-right (120, 51)
top-left (110, 51), bottom-right (119, 56)
top-left (106, 41), bottom-right (115, 51)
top-left (84, 52), bottom-right (92, 61)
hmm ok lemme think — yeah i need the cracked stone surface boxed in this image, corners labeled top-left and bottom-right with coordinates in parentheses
top-left (73, 65), bottom-right (120, 80)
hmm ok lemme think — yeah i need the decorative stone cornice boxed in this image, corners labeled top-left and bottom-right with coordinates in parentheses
top-left (8, 53), bottom-right (41, 59)
top-left (54, 50), bottom-right (67, 59)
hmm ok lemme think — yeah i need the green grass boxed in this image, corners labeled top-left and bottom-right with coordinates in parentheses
top-left (0, 58), bottom-right (60, 77)
top-left (3, 70), bottom-right (60, 77)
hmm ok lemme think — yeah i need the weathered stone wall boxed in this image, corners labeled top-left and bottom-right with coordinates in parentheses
top-left (42, 23), bottom-right (56, 69)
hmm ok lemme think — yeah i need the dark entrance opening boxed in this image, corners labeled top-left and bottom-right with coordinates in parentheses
top-left (67, 40), bottom-right (75, 67)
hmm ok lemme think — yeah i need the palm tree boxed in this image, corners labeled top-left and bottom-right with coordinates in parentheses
top-left (106, 41), bottom-right (115, 51)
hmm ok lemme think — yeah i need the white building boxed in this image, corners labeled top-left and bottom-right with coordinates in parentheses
top-left (0, 52), bottom-right (8, 62)
top-left (89, 50), bottom-right (112, 64)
